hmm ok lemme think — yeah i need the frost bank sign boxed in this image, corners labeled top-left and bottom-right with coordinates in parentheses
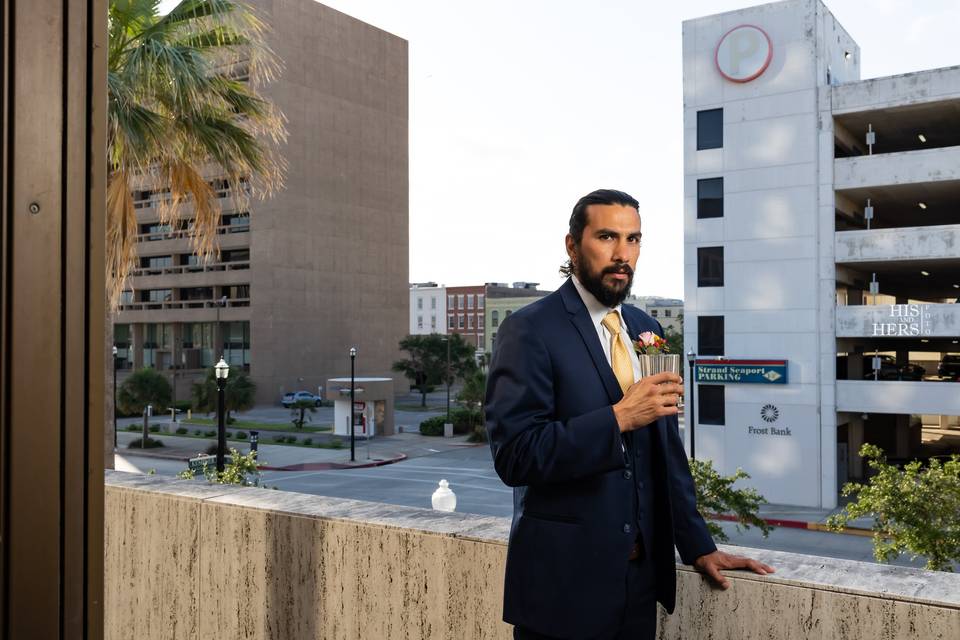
top-left (872, 304), bottom-right (932, 337)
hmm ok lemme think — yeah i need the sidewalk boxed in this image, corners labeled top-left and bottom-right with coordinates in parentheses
top-left (115, 427), bottom-right (480, 471)
top-left (711, 502), bottom-right (875, 537)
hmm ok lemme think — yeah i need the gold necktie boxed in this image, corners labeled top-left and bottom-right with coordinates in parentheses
top-left (601, 311), bottom-right (633, 394)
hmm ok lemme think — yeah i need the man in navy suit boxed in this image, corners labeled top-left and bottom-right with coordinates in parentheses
top-left (485, 189), bottom-right (773, 639)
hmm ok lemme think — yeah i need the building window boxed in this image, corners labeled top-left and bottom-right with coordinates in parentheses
top-left (417, 315), bottom-right (423, 330)
top-left (458, 294), bottom-right (465, 309)
top-left (458, 314), bottom-right (464, 329)
top-left (417, 298), bottom-right (423, 310)
top-left (477, 294), bottom-right (484, 308)
top-left (697, 178), bottom-right (724, 218)
top-left (698, 315), bottom-right (724, 356)
top-left (468, 314), bottom-right (474, 329)
top-left (467, 295), bottom-right (474, 309)
top-left (650, 309), bottom-right (658, 318)
top-left (448, 315), bottom-right (455, 330)
top-left (698, 385), bottom-right (725, 425)
top-left (448, 295), bottom-right (454, 309)
top-left (505, 310), bottom-right (512, 318)
top-left (492, 310), bottom-right (500, 327)
top-left (697, 246), bottom-right (724, 287)
top-left (664, 309), bottom-right (672, 318)
top-left (431, 315), bottom-right (437, 330)
top-left (431, 296), bottom-right (437, 310)
top-left (697, 108), bottom-right (723, 150)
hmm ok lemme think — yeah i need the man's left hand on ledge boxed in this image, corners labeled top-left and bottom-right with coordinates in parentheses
top-left (693, 550), bottom-right (775, 590)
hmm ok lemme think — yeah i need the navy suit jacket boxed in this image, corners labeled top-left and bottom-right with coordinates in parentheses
top-left (485, 278), bottom-right (716, 638)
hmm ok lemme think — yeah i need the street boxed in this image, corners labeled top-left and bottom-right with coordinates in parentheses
top-left (118, 442), bottom-right (928, 570)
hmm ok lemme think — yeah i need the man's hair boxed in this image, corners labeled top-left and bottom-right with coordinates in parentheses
top-left (560, 189), bottom-right (639, 277)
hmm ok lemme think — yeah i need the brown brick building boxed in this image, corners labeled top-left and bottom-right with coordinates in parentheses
top-left (114, 0), bottom-right (409, 404)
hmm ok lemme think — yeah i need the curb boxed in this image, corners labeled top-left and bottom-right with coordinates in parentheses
top-left (708, 513), bottom-right (874, 537)
top-left (258, 453), bottom-right (408, 472)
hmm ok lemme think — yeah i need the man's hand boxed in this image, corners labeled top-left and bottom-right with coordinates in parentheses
top-left (612, 372), bottom-right (683, 433)
top-left (693, 550), bottom-right (775, 589)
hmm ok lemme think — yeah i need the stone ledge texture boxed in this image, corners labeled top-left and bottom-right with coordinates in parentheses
top-left (105, 471), bottom-right (960, 639)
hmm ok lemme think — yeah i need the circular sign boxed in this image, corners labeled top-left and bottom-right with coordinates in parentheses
top-left (715, 25), bottom-right (772, 83)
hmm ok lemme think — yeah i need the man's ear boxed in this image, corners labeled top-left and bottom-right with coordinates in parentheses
top-left (565, 234), bottom-right (576, 261)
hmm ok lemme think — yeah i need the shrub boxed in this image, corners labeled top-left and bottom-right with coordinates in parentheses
top-left (272, 435), bottom-right (285, 443)
top-left (127, 437), bottom-right (164, 449)
top-left (126, 424), bottom-right (140, 432)
top-left (303, 438), bottom-right (313, 446)
top-left (225, 431), bottom-right (234, 439)
top-left (205, 430), bottom-right (216, 438)
top-left (175, 427), bottom-right (188, 435)
top-left (827, 444), bottom-right (960, 572)
top-left (467, 424), bottom-right (488, 443)
top-left (193, 429), bottom-right (203, 436)
top-left (419, 415), bottom-right (445, 436)
top-left (690, 459), bottom-right (771, 543)
top-left (285, 436), bottom-right (297, 444)
top-left (226, 416), bottom-right (236, 425)
top-left (205, 443), bottom-right (219, 455)
top-left (178, 448), bottom-right (261, 487)
top-left (148, 424), bottom-right (160, 433)
top-left (235, 431), bottom-right (248, 440)
top-left (172, 400), bottom-right (192, 411)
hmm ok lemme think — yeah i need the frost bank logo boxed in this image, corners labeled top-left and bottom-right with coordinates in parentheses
top-left (872, 304), bottom-right (932, 337)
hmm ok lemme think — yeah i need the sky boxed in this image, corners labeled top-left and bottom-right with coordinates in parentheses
top-left (160, 0), bottom-right (960, 297)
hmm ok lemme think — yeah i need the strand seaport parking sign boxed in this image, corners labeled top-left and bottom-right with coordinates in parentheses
top-left (715, 25), bottom-right (772, 82)
top-left (695, 359), bottom-right (787, 384)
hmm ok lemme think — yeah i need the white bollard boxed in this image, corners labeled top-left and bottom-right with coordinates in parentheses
top-left (431, 479), bottom-right (457, 512)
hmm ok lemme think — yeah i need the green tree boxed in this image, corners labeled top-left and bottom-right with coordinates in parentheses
top-left (178, 447), bottom-right (261, 486)
top-left (289, 399), bottom-right (316, 430)
top-left (827, 444), bottom-right (960, 572)
top-left (690, 459), bottom-right (772, 543)
top-left (107, 0), bottom-right (286, 306)
top-left (663, 312), bottom-right (683, 356)
top-left (191, 368), bottom-right (257, 419)
top-left (457, 369), bottom-right (488, 443)
top-left (392, 334), bottom-right (477, 407)
top-left (117, 367), bottom-right (172, 415)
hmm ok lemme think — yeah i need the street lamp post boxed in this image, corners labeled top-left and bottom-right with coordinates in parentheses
top-left (214, 356), bottom-right (230, 472)
top-left (686, 349), bottom-right (697, 461)
top-left (112, 346), bottom-right (118, 448)
top-left (445, 337), bottom-right (451, 428)
top-left (349, 347), bottom-right (357, 462)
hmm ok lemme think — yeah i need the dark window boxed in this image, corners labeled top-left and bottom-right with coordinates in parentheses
top-left (698, 316), bottom-right (724, 356)
top-left (697, 178), bottom-right (724, 218)
top-left (650, 309), bottom-right (658, 318)
top-left (665, 309), bottom-right (672, 318)
top-left (698, 247), bottom-right (724, 287)
top-left (697, 109), bottom-right (723, 150)
top-left (698, 385), bottom-right (725, 425)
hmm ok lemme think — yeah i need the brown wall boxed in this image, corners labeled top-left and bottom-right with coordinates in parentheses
top-left (249, 0), bottom-right (409, 403)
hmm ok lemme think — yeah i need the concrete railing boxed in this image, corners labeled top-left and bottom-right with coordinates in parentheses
top-left (837, 379), bottom-right (960, 415)
top-left (105, 471), bottom-right (960, 640)
top-left (836, 224), bottom-right (960, 264)
top-left (836, 302), bottom-right (960, 338)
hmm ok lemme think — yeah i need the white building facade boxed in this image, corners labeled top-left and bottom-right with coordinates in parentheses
top-left (684, 0), bottom-right (960, 508)
top-left (409, 283), bottom-right (446, 335)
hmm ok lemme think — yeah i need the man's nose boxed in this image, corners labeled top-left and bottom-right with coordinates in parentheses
top-left (611, 238), bottom-right (630, 262)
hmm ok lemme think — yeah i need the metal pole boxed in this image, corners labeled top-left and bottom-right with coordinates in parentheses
top-left (216, 377), bottom-right (226, 472)
top-left (688, 356), bottom-right (697, 461)
top-left (446, 337), bottom-right (451, 426)
top-left (350, 349), bottom-right (356, 462)
top-left (113, 351), bottom-right (118, 448)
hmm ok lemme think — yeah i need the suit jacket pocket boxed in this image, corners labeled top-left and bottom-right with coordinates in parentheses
top-left (522, 510), bottom-right (582, 525)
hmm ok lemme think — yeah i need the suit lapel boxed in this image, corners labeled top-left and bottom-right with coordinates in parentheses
top-left (559, 279), bottom-right (623, 404)
top-left (621, 305), bottom-right (670, 448)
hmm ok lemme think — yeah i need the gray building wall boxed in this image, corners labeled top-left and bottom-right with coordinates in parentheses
top-left (248, 0), bottom-right (409, 403)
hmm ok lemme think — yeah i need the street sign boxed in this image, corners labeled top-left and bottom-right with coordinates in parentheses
top-left (695, 359), bottom-right (787, 384)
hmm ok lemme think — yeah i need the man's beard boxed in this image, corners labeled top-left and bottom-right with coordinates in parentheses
top-left (574, 256), bottom-right (634, 308)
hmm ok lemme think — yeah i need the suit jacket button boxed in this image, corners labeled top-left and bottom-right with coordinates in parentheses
top-left (623, 523), bottom-right (632, 534)
top-left (624, 470), bottom-right (633, 480)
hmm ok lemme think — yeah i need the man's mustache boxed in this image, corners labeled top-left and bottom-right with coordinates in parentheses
top-left (602, 264), bottom-right (634, 277)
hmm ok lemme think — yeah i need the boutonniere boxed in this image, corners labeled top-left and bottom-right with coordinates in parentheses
top-left (633, 331), bottom-right (669, 356)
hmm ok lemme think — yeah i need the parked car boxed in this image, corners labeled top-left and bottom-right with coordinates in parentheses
top-left (860, 355), bottom-right (925, 381)
top-left (281, 391), bottom-right (322, 407)
top-left (938, 354), bottom-right (960, 379)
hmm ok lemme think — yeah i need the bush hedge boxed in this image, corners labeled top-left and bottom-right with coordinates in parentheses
top-left (419, 408), bottom-right (482, 436)
top-left (175, 427), bottom-right (188, 435)
top-left (127, 437), bottom-right (164, 449)
top-left (235, 431), bottom-right (248, 440)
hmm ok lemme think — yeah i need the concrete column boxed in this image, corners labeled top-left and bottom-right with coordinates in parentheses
top-left (848, 348), bottom-right (864, 380)
top-left (848, 287), bottom-right (864, 306)
top-left (132, 323), bottom-right (144, 369)
top-left (894, 414), bottom-right (913, 458)
top-left (848, 415), bottom-right (865, 480)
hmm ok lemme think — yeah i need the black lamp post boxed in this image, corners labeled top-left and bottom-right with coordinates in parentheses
top-left (686, 349), bottom-right (697, 461)
top-left (112, 345), bottom-right (118, 448)
top-left (214, 356), bottom-right (229, 472)
top-left (349, 347), bottom-right (357, 462)
top-left (443, 336), bottom-right (451, 429)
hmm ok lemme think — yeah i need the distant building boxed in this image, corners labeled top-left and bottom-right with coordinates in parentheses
top-left (445, 285), bottom-right (486, 348)
top-left (626, 295), bottom-right (684, 334)
top-left (113, 0), bottom-right (409, 404)
top-left (409, 283), bottom-right (445, 335)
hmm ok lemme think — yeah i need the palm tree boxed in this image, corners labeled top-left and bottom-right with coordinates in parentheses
top-left (107, 0), bottom-right (286, 306)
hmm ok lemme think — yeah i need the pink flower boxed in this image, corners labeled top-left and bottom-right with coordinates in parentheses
top-left (637, 331), bottom-right (657, 346)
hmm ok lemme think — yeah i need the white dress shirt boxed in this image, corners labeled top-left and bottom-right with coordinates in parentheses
top-left (571, 276), bottom-right (642, 384)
